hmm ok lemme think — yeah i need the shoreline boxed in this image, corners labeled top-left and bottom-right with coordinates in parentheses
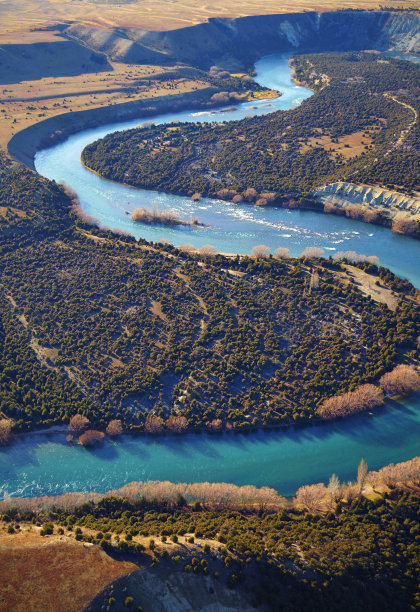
top-left (7, 87), bottom-right (221, 171)
top-left (6, 387), bottom-right (420, 443)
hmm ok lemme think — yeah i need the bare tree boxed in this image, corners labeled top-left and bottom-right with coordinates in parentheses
top-left (366, 255), bottom-right (380, 265)
top-left (251, 244), bottom-right (270, 258)
top-left (294, 483), bottom-right (327, 512)
top-left (106, 419), bottom-right (123, 437)
top-left (301, 247), bottom-right (324, 259)
top-left (274, 247), bottom-right (290, 259)
top-left (309, 270), bottom-right (320, 291)
top-left (243, 188), bottom-right (258, 202)
top-left (216, 189), bottom-right (237, 201)
top-left (0, 418), bottom-right (14, 445)
top-left (207, 418), bottom-right (222, 431)
top-left (179, 243), bottom-right (195, 253)
top-left (78, 430), bottom-right (105, 447)
top-left (145, 415), bottom-right (165, 434)
top-left (69, 414), bottom-right (89, 434)
top-left (327, 473), bottom-right (341, 508)
top-left (357, 458), bottom-right (368, 495)
top-left (198, 244), bottom-right (217, 257)
top-left (210, 91), bottom-right (230, 103)
top-left (260, 192), bottom-right (276, 204)
top-left (367, 456), bottom-right (420, 487)
top-left (255, 198), bottom-right (268, 206)
top-left (166, 415), bottom-right (188, 433)
top-left (392, 217), bottom-right (420, 236)
top-left (317, 384), bottom-right (384, 420)
top-left (380, 365), bottom-right (420, 396)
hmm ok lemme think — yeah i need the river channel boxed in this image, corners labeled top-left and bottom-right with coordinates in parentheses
top-left (0, 53), bottom-right (418, 500)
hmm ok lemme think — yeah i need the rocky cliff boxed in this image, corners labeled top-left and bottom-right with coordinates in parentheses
top-left (65, 10), bottom-right (420, 69)
top-left (312, 182), bottom-right (420, 220)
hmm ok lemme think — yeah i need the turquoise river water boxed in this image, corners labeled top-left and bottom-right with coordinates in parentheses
top-left (0, 54), bottom-right (418, 500)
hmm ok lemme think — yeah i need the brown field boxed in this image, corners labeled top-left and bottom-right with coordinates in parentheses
top-left (299, 124), bottom-right (383, 159)
top-left (0, 0), bottom-right (417, 37)
top-left (0, 58), bottom-right (208, 149)
top-left (0, 525), bottom-right (138, 612)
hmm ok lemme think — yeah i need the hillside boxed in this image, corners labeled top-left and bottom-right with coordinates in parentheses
top-left (66, 10), bottom-right (420, 68)
top-left (2, 487), bottom-right (419, 611)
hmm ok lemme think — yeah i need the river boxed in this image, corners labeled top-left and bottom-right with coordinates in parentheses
top-left (0, 53), bottom-right (418, 501)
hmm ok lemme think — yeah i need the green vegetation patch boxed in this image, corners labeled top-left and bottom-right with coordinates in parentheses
top-left (82, 52), bottom-right (419, 197)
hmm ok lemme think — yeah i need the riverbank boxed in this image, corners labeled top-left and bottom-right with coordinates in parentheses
top-left (7, 87), bottom-right (222, 170)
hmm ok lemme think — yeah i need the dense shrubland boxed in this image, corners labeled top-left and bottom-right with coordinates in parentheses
top-left (1, 229), bottom-right (419, 433)
top-left (0, 152), bottom-right (419, 435)
top-left (82, 53), bottom-right (419, 207)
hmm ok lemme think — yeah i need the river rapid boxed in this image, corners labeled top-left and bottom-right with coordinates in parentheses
top-left (0, 54), bottom-right (418, 501)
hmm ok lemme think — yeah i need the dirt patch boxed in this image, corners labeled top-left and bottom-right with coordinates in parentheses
top-left (0, 527), bottom-right (137, 612)
top-left (29, 337), bottom-right (59, 367)
top-left (341, 265), bottom-right (399, 310)
top-left (150, 299), bottom-right (168, 323)
top-left (299, 126), bottom-right (381, 160)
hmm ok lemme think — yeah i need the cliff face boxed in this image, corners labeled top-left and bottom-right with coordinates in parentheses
top-left (312, 182), bottom-right (420, 220)
top-left (65, 11), bottom-right (420, 68)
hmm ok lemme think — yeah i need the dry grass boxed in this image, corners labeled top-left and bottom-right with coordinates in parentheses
top-left (299, 125), bottom-right (382, 159)
top-left (0, 57), bottom-right (208, 149)
top-left (0, 0), bottom-right (416, 36)
top-left (0, 526), bottom-right (137, 612)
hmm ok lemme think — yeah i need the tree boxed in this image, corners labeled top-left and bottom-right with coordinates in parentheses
top-left (357, 458), bottom-right (368, 495)
top-left (78, 430), bottom-right (105, 446)
top-left (294, 483), bottom-right (327, 512)
top-left (251, 245), bottom-right (270, 258)
top-left (179, 243), bottom-right (195, 253)
top-left (145, 415), bottom-right (165, 434)
top-left (327, 473), bottom-right (341, 508)
top-left (207, 418), bottom-right (222, 431)
top-left (379, 365), bottom-right (420, 396)
top-left (301, 247), bottom-right (324, 259)
top-left (274, 247), bottom-right (289, 259)
top-left (198, 244), bottom-right (217, 257)
top-left (317, 384), bottom-right (384, 419)
top-left (0, 418), bottom-right (14, 445)
top-left (106, 419), bottom-right (123, 437)
top-left (309, 270), bottom-right (319, 291)
top-left (243, 188), bottom-right (258, 202)
top-left (69, 414), bottom-right (89, 434)
top-left (166, 415), bottom-right (188, 433)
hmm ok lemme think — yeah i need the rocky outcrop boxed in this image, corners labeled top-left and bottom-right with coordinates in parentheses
top-left (312, 182), bottom-right (420, 220)
top-left (65, 11), bottom-right (420, 69)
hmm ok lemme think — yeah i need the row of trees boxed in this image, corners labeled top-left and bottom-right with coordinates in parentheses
top-left (67, 415), bottom-right (123, 446)
top-left (317, 365), bottom-right (420, 419)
